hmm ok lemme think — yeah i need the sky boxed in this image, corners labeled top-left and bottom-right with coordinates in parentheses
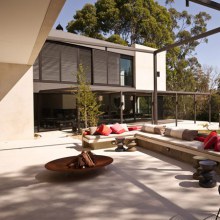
top-left (53, 0), bottom-right (220, 70)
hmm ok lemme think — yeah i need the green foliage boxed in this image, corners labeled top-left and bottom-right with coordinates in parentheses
top-left (106, 34), bottom-right (128, 45)
top-left (67, 0), bottom-right (173, 47)
top-left (166, 4), bottom-right (211, 92)
top-left (76, 64), bottom-right (103, 128)
top-left (67, 0), bottom-right (213, 121)
top-left (210, 93), bottom-right (220, 121)
top-left (66, 4), bottom-right (99, 38)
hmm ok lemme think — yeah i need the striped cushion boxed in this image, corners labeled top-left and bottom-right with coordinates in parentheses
top-left (141, 124), bottom-right (165, 135)
top-left (164, 128), bottom-right (198, 141)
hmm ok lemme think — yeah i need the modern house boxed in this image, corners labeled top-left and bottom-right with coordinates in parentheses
top-left (33, 29), bottom-right (166, 131)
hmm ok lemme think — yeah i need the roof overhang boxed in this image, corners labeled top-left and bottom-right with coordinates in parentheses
top-left (0, 0), bottom-right (66, 65)
top-left (38, 86), bottom-right (210, 96)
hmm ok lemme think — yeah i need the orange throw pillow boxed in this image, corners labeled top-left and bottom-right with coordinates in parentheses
top-left (96, 124), bottom-right (112, 136)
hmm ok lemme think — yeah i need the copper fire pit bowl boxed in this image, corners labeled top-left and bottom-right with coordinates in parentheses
top-left (45, 155), bottom-right (113, 172)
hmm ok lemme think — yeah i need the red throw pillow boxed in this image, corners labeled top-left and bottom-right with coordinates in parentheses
top-left (214, 136), bottom-right (220, 152)
top-left (96, 124), bottom-right (112, 136)
top-left (204, 132), bottom-right (217, 149)
top-left (110, 123), bottom-right (126, 134)
top-left (83, 131), bottom-right (90, 135)
top-left (128, 126), bottom-right (138, 131)
top-left (204, 131), bottom-right (217, 144)
top-left (128, 126), bottom-right (142, 131)
top-left (194, 136), bottom-right (205, 142)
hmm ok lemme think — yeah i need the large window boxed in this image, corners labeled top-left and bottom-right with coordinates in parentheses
top-left (79, 47), bottom-right (92, 83)
top-left (120, 56), bottom-right (133, 86)
top-left (41, 43), bottom-right (60, 81)
top-left (33, 41), bottom-right (133, 87)
top-left (108, 52), bottom-right (120, 85)
top-left (93, 49), bottom-right (107, 84)
top-left (61, 45), bottom-right (78, 82)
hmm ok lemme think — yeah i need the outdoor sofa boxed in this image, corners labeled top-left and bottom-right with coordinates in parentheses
top-left (82, 123), bottom-right (220, 172)
top-left (82, 123), bottom-right (140, 150)
top-left (135, 126), bottom-right (220, 172)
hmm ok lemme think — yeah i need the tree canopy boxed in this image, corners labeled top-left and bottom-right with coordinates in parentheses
top-left (66, 0), bottom-right (220, 122)
top-left (67, 0), bottom-right (211, 93)
top-left (67, 0), bottom-right (173, 47)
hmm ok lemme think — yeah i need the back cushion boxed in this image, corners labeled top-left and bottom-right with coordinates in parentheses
top-left (203, 131), bottom-right (217, 149)
top-left (182, 129), bottom-right (198, 141)
top-left (141, 124), bottom-right (165, 135)
top-left (204, 131), bottom-right (217, 144)
top-left (164, 128), bottom-right (198, 141)
top-left (110, 123), bottom-right (126, 134)
top-left (89, 126), bottom-right (98, 135)
top-left (96, 124), bottom-right (112, 136)
top-left (120, 124), bottom-right (129, 132)
top-left (194, 136), bottom-right (206, 142)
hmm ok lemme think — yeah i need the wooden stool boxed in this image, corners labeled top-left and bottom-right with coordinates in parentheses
top-left (193, 156), bottom-right (207, 180)
top-left (125, 137), bottom-right (137, 152)
top-left (199, 160), bottom-right (217, 188)
top-left (115, 137), bottom-right (126, 152)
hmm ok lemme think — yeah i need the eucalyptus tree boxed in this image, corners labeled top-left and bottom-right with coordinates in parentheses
top-left (67, 0), bottom-right (211, 120)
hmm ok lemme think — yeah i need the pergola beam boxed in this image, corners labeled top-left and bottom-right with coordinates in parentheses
top-left (188, 0), bottom-right (220, 11)
top-left (155, 27), bottom-right (220, 53)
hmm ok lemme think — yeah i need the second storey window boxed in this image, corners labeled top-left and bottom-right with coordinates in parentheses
top-left (120, 55), bottom-right (133, 86)
top-left (33, 41), bottom-right (133, 87)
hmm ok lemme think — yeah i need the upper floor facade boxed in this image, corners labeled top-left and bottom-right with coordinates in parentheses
top-left (33, 29), bottom-right (166, 93)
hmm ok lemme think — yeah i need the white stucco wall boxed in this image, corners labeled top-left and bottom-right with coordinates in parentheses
top-left (134, 44), bottom-right (166, 91)
top-left (0, 64), bottom-right (34, 141)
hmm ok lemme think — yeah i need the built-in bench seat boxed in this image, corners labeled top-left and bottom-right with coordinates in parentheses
top-left (135, 131), bottom-right (220, 173)
top-left (82, 123), bottom-right (220, 173)
top-left (83, 130), bottom-right (139, 150)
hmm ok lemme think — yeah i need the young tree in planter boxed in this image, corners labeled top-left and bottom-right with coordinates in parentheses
top-left (76, 64), bottom-right (102, 128)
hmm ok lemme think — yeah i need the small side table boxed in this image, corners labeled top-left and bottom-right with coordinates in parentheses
top-left (199, 160), bottom-right (217, 188)
top-left (114, 137), bottom-right (126, 152)
top-left (192, 156), bottom-right (207, 180)
top-left (125, 137), bottom-right (137, 152)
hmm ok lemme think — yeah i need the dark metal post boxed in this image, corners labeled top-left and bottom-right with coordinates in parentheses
top-left (219, 112), bottom-right (220, 128)
top-left (133, 94), bottom-right (136, 121)
top-left (76, 99), bottom-right (80, 133)
top-left (151, 92), bottom-right (154, 124)
top-left (175, 93), bottom-right (178, 127)
top-left (37, 93), bottom-right (41, 132)
top-left (194, 94), bottom-right (197, 124)
top-left (153, 52), bottom-right (158, 124)
top-left (120, 91), bottom-right (123, 124)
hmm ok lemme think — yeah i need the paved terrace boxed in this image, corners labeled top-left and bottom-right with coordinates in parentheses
top-left (0, 121), bottom-right (219, 220)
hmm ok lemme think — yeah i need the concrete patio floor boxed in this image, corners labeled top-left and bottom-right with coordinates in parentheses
top-left (0, 121), bottom-right (220, 220)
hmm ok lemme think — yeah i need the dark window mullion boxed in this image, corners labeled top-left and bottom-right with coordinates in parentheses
top-left (59, 49), bottom-right (61, 82)
top-left (106, 48), bottom-right (108, 84)
top-left (39, 52), bottom-right (42, 81)
top-left (91, 49), bottom-right (94, 85)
